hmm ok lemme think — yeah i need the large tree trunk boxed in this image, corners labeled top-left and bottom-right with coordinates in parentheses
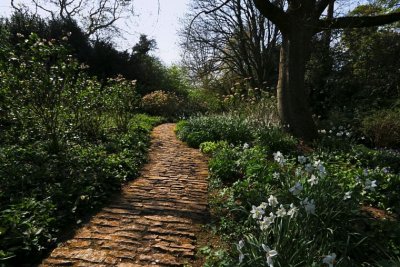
top-left (277, 28), bottom-right (317, 141)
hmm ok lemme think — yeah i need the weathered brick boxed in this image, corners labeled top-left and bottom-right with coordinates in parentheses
top-left (40, 124), bottom-right (208, 267)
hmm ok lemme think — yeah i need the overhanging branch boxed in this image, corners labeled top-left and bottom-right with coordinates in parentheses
top-left (317, 11), bottom-right (400, 31)
top-left (252, 0), bottom-right (289, 33)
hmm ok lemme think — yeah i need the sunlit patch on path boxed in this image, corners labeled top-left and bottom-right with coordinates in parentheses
top-left (41, 123), bottom-right (209, 266)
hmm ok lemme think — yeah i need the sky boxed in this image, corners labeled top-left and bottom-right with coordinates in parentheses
top-left (0, 0), bottom-right (191, 65)
top-left (125, 0), bottom-right (190, 65)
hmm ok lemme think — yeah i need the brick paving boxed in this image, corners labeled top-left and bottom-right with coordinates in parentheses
top-left (40, 123), bottom-right (209, 267)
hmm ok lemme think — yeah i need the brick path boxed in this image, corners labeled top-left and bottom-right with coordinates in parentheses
top-left (41, 123), bottom-right (209, 267)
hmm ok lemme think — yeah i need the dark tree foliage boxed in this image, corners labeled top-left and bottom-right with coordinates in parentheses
top-left (307, 3), bottom-right (400, 120)
top-left (0, 12), bottom-right (177, 96)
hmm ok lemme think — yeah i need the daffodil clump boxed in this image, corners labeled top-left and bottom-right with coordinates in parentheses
top-left (177, 114), bottom-right (400, 266)
top-left (232, 151), bottom-right (397, 266)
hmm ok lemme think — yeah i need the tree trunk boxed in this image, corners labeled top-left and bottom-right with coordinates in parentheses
top-left (277, 28), bottom-right (317, 141)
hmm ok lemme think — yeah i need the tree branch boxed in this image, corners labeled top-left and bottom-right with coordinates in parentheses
top-left (252, 0), bottom-right (289, 33)
top-left (317, 11), bottom-right (400, 31)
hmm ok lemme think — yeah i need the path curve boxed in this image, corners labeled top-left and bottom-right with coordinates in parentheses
top-left (41, 123), bottom-right (209, 267)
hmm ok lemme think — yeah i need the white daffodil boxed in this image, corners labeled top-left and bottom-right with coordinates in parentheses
top-left (301, 198), bottom-right (316, 215)
top-left (251, 205), bottom-right (265, 220)
top-left (268, 195), bottom-right (279, 208)
top-left (273, 151), bottom-right (286, 166)
top-left (289, 181), bottom-right (303, 196)
top-left (262, 244), bottom-right (278, 267)
top-left (237, 240), bottom-right (245, 263)
top-left (259, 202), bottom-right (268, 210)
top-left (239, 251), bottom-right (244, 263)
top-left (314, 160), bottom-right (322, 167)
top-left (365, 179), bottom-right (377, 191)
top-left (259, 216), bottom-right (274, 231)
top-left (276, 204), bottom-right (287, 217)
top-left (381, 167), bottom-right (389, 174)
top-left (243, 143), bottom-right (250, 149)
top-left (268, 212), bottom-right (276, 221)
top-left (295, 167), bottom-right (303, 177)
top-left (322, 253), bottom-right (336, 267)
top-left (307, 174), bottom-right (319, 186)
top-left (318, 167), bottom-right (327, 178)
top-left (273, 172), bottom-right (280, 179)
top-left (238, 240), bottom-right (245, 250)
top-left (343, 191), bottom-right (352, 200)
top-left (298, 155), bottom-right (307, 164)
top-left (287, 203), bottom-right (298, 217)
top-left (314, 160), bottom-right (327, 177)
top-left (305, 163), bottom-right (314, 173)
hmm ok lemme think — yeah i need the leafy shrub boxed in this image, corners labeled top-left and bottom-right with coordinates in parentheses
top-left (0, 198), bottom-right (56, 262)
top-left (209, 146), bottom-right (242, 184)
top-left (186, 89), bottom-right (223, 114)
top-left (176, 115), bottom-right (254, 148)
top-left (141, 90), bottom-right (182, 117)
top-left (199, 141), bottom-right (228, 155)
top-left (361, 109), bottom-right (400, 148)
top-left (0, 115), bottom-right (160, 263)
top-left (254, 126), bottom-right (298, 154)
top-left (351, 145), bottom-right (400, 173)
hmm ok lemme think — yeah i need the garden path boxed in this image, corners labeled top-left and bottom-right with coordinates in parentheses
top-left (40, 123), bottom-right (209, 267)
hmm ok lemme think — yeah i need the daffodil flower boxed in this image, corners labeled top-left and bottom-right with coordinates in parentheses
top-left (298, 155), bottom-right (307, 164)
top-left (287, 203), bottom-right (298, 217)
top-left (365, 179), bottom-right (377, 191)
top-left (273, 151), bottom-right (286, 166)
top-left (322, 253), bottom-right (336, 267)
top-left (251, 205), bottom-right (265, 220)
top-left (238, 240), bottom-right (244, 250)
top-left (259, 202), bottom-right (268, 210)
top-left (305, 163), bottom-right (314, 173)
top-left (307, 174), bottom-right (319, 186)
top-left (301, 198), bottom-right (316, 215)
top-left (343, 191), bottom-right (352, 200)
top-left (268, 195), bottom-right (279, 208)
top-left (289, 182), bottom-right (303, 196)
top-left (276, 205), bottom-right (287, 217)
top-left (262, 244), bottom-right (278, 267)
top-left (237, 240), bottom-right (245, 263)
top-left (295, 167), bottom-right (303, 177)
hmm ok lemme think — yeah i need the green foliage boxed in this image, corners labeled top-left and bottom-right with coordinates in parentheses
top-left (307, 3), bottom-right (400, 139)
top-left (176, 115), bottom-right (254, 148)
top-left (351, 145), bottom-right (400, 173)
top-left (0, 198), bottom-right (56, 261)
top-left (200, 246), bottom-right (234, 267)
top-left (0, 31), bottom-right (162, 263)
top-left (361, 109), bottom-right (400, 148)
top-left (179, 113), bottom-right (400, 266)
top-left (199, 141), bottom-right (229, 155)
top-left (254, 127), bottom-right (298, 155)
top-left (187, 88), bottom-right (224, 114)
top-left (209, 146), bottom-right (242, 184)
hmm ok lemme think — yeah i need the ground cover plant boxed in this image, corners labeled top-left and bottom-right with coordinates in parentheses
top-left (177, 114), bottom-right (400, 266)
top-left (0, 32), bottom-right (163, 264)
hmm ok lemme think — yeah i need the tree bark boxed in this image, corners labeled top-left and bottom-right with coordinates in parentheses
top-left (277, 28), bottom-right (317, 141)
